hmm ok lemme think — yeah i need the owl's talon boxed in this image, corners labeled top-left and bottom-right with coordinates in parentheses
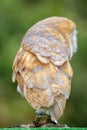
top-left (33, 116), bottom-right (41, 127)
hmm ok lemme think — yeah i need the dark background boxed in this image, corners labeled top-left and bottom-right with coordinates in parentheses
top-left (0, 0), bottom-right (87, 127)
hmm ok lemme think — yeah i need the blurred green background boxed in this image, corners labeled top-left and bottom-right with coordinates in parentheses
top-left (0, 0), bottom-right (87, 128)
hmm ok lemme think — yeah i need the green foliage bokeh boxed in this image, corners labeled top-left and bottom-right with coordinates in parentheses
top-left (0, 0), bottom-right (87, 127)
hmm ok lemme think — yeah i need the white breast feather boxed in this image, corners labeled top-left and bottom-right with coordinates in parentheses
top-left (69, 30), bottom-right (78, 59)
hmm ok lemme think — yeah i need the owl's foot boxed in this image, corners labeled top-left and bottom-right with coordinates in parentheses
top-left (33, 116), bottom-right (53, 127)
top-left (11, 117), bottom-right (68, 128)
top-left (33, 116), bottom-right (41, 127)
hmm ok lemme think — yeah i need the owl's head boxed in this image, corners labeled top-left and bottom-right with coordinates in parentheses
top-left (22, 16), bottom-right (77, 62)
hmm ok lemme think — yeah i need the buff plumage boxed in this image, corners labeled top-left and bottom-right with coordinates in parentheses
top-left (12, 17), bottom-right (77, 124)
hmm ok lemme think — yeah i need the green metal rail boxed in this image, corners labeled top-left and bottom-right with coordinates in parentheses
top-left (0, 128), bottom-right (87, 130)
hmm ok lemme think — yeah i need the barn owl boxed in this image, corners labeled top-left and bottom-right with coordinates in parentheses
top-left (12, 17), bottom-right (77, 127)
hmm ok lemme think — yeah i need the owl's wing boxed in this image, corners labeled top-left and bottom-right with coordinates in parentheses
top-left (22, 36), bottom-right (68, 66)
top-left (22, 18), bottom-right (69, 66)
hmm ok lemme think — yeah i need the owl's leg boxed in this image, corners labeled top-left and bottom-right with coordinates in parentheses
top-left (33, 116), bottom-right (41, 127)
top-left (33, 109), bottom-right (67, 127)
top-left (33, 109), bottom-right (47, 126)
